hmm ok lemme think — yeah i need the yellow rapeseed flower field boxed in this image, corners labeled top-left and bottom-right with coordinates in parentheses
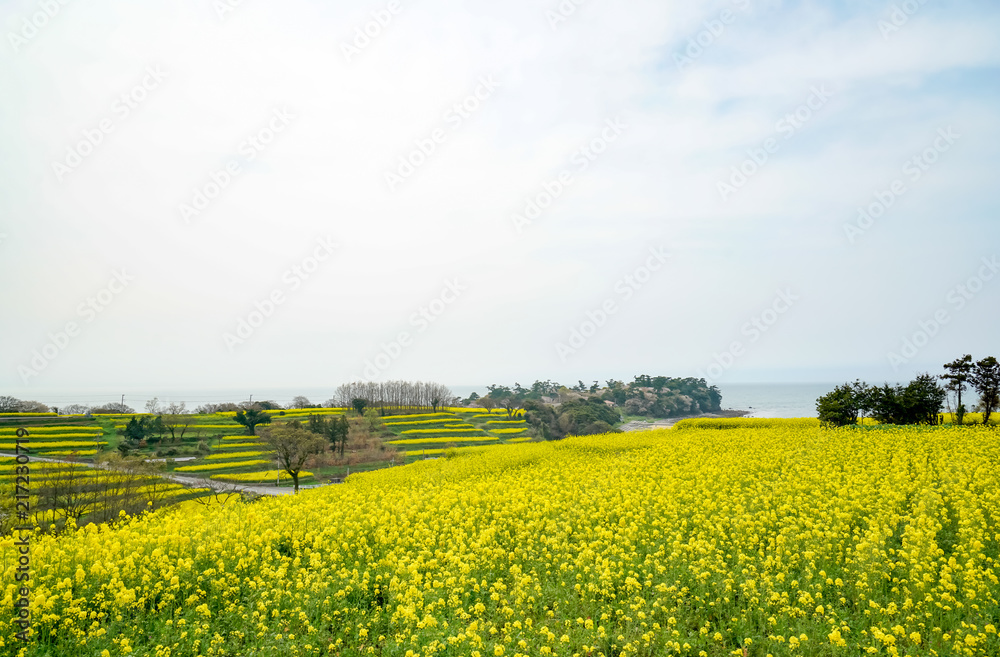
top-left (1, 422), bottom-right (999, 656)
top-left (0, 427), bottom-right (103, 434)
top-left (173, 459), bottom-right (271, 472)
top-left (399, 428), bottom-right (483, 435)
top-left (387, 436), bottom-right (497, 445)
top-left (383, 419), bottom-right (461, 426)
top-left (203, 451), bottom-right (273, 460)
top-left (382, 413), bottom-right (456, 421)
top-left (0, 440), bottom-right (107, 449)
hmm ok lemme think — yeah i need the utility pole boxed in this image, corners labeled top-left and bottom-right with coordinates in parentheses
top-left (121, 394), bottom-right (125, 411)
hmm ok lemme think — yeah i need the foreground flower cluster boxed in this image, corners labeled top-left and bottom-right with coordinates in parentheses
top-left (2, 423), bottom-right (999, 656)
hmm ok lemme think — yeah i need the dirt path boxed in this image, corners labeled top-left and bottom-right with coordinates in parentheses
top-left (0, 451), bottom-right (323, 497)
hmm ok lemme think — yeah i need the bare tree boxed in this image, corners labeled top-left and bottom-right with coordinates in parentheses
top-left (193, 485), bottom-right (247, 507)
top-left (501, 396), bottom-right (520, 419)
top-left (260, 426), bottom-right (327, 493)
top-left (16, 400), bottom-right (51, 413)
top-left (162, 403), bottom-right (194, 443)
top-left (46, 466), bottom-right (100, 522)
top-left (0, 396), bottom-right (22, 412)
top-left (332, 381), bottom-right (457, 414)
top-left (289, 395), bottom-right (313, 409)
top-left (92, 402), bottom-right (134, 414)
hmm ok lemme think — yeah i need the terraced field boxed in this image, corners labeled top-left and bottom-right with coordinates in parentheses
top-left (0, 406), bottom-right (538, 504)
top-left (0, 420), bottom-right (108, 457)
top-left (380, 409), bottom-right (532, 457)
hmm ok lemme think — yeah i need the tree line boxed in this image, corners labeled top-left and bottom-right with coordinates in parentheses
top-left (466, 376), bottom-right (722, 420)
top-left (330, 381), bottom-right (456, 415)
top-left (816, 355), bottom-right (999, 426)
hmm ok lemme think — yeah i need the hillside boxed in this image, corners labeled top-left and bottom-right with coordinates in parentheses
top-left (2, 421), bottom-right (998, 655)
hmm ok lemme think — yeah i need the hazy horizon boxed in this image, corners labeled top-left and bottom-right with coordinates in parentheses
top-left (2, 381), bottom-right (979, 420)
top-left (2, 0), bottom-right (997, 395)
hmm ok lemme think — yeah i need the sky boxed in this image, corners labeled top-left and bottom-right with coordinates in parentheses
top-left (1, 0), bottom-right (998, 407)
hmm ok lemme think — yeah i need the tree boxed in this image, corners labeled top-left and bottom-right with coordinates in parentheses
top-left (194, 402), bottom-right (240, 414)
top-left (604, 380), bottom-right (627, 405)
top-left (941, 355), bottom-right (974, 425)
top-left (290, 395), bottom-right (313, 410)
top-left (500, 395), bottom-right (521, 419)
top-left (118, 415), bottom-right (163, 453)
top-left (0, 396), bottom-right (49, 412)
top-left (976, 391), bottom-right (1000, 421)
top-left (869, 384), bottom-right (905, 426)
top-left (92, 402), bottom-right (135, 414)
top-left (852, 380), bottom-right (874, 425)
top-left (45, 464), bottom-right (100, 522)
top-left (235, 407), bottom-right (272, 435)
top-left (0, 396), bottom-right (21, 412)
top-left (524, 398), bottom-right (620, 440)
top-left (479, 396), bottom-right (497, 415)
top-left (364, 408), bottom-right (383, 431)
top-left (351, 398), bottom-right (367, 416)
top-left (331, 416), bottom-right (351, 457)
top-left (261, 425), bottom-right (326, 493)
top-left (334, 416), bottom-right (350, 456)
top-left (971, 356), bottom-right (1000, 425)
top-left (869, 375), bottom-right (945, 425)
top-left (15, 400), bottom-right (51, 413)
top-left (306, 414), bottom-right (350, 457)
top-left (145, 397), bottom-right (162, 414)
top-left (901, 374), bottom-right (947, 425)
top-left (707, 385), bottom-right (722, 412)
top-left (816, 383), bottom-right (861, 427)
top-left (162, 405), bottom-right (194, 443)
top-left (524, 380), bottom-right (560, 399)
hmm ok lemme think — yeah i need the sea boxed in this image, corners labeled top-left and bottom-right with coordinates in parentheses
top-left (17, 383), bottom-right (832, 419)
top-left (715, 383), bottom-right (834, 418)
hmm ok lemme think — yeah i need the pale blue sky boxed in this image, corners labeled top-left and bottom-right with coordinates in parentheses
top-left (1, 0), bottom-right (998, 404)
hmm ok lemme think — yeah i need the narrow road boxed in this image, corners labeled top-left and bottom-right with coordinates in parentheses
top-left (0, 452), bottom-right (326, 497)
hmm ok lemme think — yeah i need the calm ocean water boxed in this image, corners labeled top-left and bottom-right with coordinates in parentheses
top-left (716, 383), bottom-right (833, 418)
top-left (16, 383), bottom-right (830, 418)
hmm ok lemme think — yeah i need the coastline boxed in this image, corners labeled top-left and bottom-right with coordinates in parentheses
top-left (618, 408), bottom-right (749, 432)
